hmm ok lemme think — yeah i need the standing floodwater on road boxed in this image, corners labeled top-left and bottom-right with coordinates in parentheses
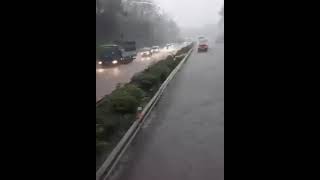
top-left (96, 44), bottom-right (181, 102)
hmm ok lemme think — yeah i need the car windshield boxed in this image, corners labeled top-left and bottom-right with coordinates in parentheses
top-left (100, 46), bottom-right (120, 57)
top-left (122, 41), bottom-right (136, 51)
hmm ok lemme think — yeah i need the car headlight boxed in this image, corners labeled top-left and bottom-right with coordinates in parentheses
top-left (98, 61), bottom-right (102, 65)
top-left (112, 60), bottom-right (118, 64)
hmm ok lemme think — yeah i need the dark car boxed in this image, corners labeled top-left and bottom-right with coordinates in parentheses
top-left (114, 40), bottom-right (136, 51)
top-left (97, 44), bottom-right (137, 66)
top-left (97, 45), bottom-right (123, 66)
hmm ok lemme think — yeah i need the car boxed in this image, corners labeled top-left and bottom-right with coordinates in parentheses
top-left (183, 41), bottom-right (191, 46)
top-left (151, 46), bottom-right (160, 53)
top-left (198, 38), bottom-right (208, 52)
top-left (165, 43), bottom-right (172, 48)
top-left (164, 43), bottom-right (174, 51)
top-left (97, 45), bottom-right (122, 66)
top-left (113, 40), bottom-right (137, 63)
top-left (97, 44), bottom-right (136, 66)
top-left (140, 47), bottom-right (152, 57)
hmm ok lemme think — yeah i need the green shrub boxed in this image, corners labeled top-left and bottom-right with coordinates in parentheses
top-left (96, 140), bottom-right (109, 154)
top-left (102, 117), bottom-right (120, 137)
top-left (109, 84), bottom-right (144, 113)
top-left (148, 64), bottom-right (171, 82)
top-left (131, 56), bottom-right (181, 90)
top-left (141, 73), bottom-right (160, 90)
top-left (96, 124), bottom-right (105, 139)
top-left (165, 58), bottom-right (177, 70)
top-left (131, 72), bottom-right (143, 82)
top-left (176, 44), bottom-right (193, 56)
top-left (113, 85), bottom-right (142, 99)
top-left (110, 93), bottom-right (139, 113)
top-left (166, 55), bottom-right (174, 61)
top-left (131, 72), bottom-right (160, 90)
top-left (96, 116), bottom-right (103, 124)
top-left (122, 84), bottom-right (144, 100)
top-left (175, 55), bottom-right (184, 61)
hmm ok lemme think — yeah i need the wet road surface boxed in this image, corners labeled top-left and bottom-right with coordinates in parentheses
top-left (96, 46), bottom-right (180, 102)
top-left (109, 40), bottom-right (224, 180)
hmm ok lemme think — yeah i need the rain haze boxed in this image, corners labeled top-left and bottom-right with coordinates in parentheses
top-left (97, 1), bottom-right (224, 179)
top-left (154, 0), bottom-right (224, 28)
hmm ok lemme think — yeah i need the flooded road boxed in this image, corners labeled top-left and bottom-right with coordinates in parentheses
top-left (96, 44), bottom-right (183, 102)
top-left (109, 40), bottom-right (224, 180)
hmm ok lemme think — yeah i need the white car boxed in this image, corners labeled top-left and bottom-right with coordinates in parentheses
top-left (151, 46), bottom-right (160, 53)
top-left (140, 47), bottom-right (152, 57)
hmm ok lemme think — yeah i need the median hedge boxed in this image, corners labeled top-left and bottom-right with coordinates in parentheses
top-left (110, 84), bottom-right (144, 113)
top-left (96, 43), bottom-right (194, 169)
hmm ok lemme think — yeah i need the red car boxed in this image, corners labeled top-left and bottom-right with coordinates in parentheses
top-left (198, 39), bottom-right (208, 52)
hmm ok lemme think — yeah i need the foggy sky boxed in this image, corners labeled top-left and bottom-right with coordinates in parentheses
top-left (154, 0), bottom-right (223, 28)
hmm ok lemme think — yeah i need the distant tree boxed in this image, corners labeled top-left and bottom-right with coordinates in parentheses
top-left (96, 0), bottom-right (181, 47)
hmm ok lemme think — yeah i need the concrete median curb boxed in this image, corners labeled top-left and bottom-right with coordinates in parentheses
top-left (96, 46), bottom-right (194, 180)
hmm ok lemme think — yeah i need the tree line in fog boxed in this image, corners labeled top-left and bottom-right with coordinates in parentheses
top-left (96, 0), bottom-right (181, 47)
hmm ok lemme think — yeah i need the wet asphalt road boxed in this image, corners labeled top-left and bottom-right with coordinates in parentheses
top-left (109, 40), bottom-right (224, 180)
top-left (96, 46), bottom-right (180, 102)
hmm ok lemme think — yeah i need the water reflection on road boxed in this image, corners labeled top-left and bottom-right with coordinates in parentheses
top-left (96, 46), bottom-right (180, 102)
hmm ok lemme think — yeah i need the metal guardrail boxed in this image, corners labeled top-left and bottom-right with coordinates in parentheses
top-left (96, 46), bottom-right (194, 180)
